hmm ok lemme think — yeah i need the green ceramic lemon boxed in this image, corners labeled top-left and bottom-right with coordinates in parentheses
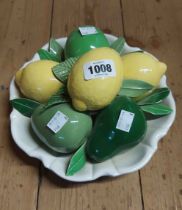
top-left (64, 26), bottom-right (109, 59)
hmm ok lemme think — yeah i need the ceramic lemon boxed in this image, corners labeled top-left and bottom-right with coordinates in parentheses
top-left (122, 52), bottom-right (167, 86)
top-left (67, 47), bottom-right (124, 111)
top-left (15, 60), bottom-right (63, 103)
top-left (64, 26), bottom-right (109, 59)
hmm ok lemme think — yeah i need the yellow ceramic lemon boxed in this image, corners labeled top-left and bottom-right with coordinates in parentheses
top-left (15, 60), bottom-right (63, 103)
top-left (122, 52), bottom-right (167, 86)
top-left (67, 47), bottom-right (123, 111)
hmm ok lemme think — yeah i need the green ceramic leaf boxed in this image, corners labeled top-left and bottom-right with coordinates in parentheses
top-left (66, 143), bottom-right (86, 176)
top-left (38, 49), bottom-right (60, 62)
top-left (122, 80), bottom-right (154, 90)
top-left (44, 87), bottom-right (69, 109)
top-left (133, 50), bottom-right (143, 53)
top-left (52, 57), bottom-right (79, 83)
top-left (119, 80), bottom-right (154, 97)
top-left (137, 88), bottom-right (170, 105)
top-left (10, 98), bottom-right (40, 117)
top-left (110, 37), bottom-right (125, 54)
top-left (126, 50), bottom-right (144, 54)
top-left (141, 103), bottom-right (173, 116)
top-left (119, 88), bottom-right (149, 97)
top-left (49, 38), bottom-right (64, 61)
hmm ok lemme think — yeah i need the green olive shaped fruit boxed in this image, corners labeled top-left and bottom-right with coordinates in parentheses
top-left (64, 26), bottom-right (110, 59)
top-left (31, 103), bottom-right (92, 153)
top-left (86, 96), bottom-right (147, 162)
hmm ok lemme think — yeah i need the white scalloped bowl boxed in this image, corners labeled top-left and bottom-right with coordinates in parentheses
top-left (10, 34), bottom-right (176, 182)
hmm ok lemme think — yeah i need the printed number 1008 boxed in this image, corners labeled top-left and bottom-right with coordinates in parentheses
top-left (88, 64), bottom-right (112, 74)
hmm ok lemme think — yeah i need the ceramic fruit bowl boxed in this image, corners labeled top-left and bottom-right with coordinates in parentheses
top-left (10, 34), bottom-right (176, 182)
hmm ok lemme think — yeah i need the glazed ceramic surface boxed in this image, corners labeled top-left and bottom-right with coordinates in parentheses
top-left (31, 104), bottom-right (92, 153)
top-left (67, 47), bottom-right (123, 111)
top-left (86, 96), bottom-right (147, 162)
top-left (64, 27), bottom-right (109, 58)
top-left (10, 34), bottom-right (176, 182)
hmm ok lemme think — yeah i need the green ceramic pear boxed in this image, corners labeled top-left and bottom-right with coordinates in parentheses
top-left (31, 103), bottom-right (92, 154)
top-left (86, 96), bottom-right (147, 162)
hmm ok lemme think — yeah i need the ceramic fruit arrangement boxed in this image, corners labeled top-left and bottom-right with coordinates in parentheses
top-left (11, 26), bottom-right (173, 176)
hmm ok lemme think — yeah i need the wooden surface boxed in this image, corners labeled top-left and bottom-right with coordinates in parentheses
top-left (0, 0), bottom-right (181, 209)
